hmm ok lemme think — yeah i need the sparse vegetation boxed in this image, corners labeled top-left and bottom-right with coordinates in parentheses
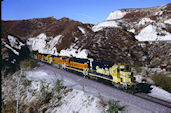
top-left (22, 79), bottom-right (32, 87)
top-left (151, 73), bottom-right (171, 93)
top-left (134, 66), bottom-right (143, 74)
top-left (98, 96), bottom-right (107, 108)
top-left (20, 59), bottom-right (39, 70)
top-left (53, 79), bottom-right (65, 93)
top-left (2, 102), bottom-right (16, 113)
top-left (40, 81), bottom-right (52, 103)
top-left (104, 100), bottom-right (126, 113)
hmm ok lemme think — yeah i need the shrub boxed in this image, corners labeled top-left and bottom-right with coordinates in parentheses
top-left (20, 59), bottom-right (39, 70)
top-left (104, 100), bottom-right (125, 113)
top-left (29, 59), bottom-right (39, 69)
top-left (98, 96), bottom-right (107, 108)
top-left (53, 79), bottom-right (64, 93)
top-left (40, 81), bottom-right (52, 103)
top-left (21, 60), bottom-right (30, 69)
top-left (151, 73), bottom-right (171, 93)
top-left (22, 79), bottom-right (32, 87)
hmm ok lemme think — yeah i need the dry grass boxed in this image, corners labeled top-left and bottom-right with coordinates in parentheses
top-left (151, 73), bottom-right (171, 93)
top-left (20, 59), bottom-right (39, 70)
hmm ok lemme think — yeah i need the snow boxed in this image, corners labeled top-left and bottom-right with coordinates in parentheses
top-left (138, 18), bottom-right (155, 25)
top-left (3, 64), bottom-right (171, 113)
top-left (92, 21), bottom-right (118, 32)
top-left (8, 35), bottom-right (25, 49)
top-left (29, 33), bottom-right (88, 58)
top-left (59, 48), bottom-right (88, 58)
top-left (49, 90), bottom-right (103, 113)
top-left (78, 26), bottom-right (86, 34)
top-left (4, 43), bottom-right (19, 55)
top-left (32, 33), bottom-right (47, 52)
top-left (128, 29), bottom-right (135, 33)
top-left (106, 10), bottom-right (127, 20)
top-left (164, 19), bottom-right (171, 24)
top-left (155, 10), bottom-right (163, 15)
top-left (26, 70), bottom-right (58, 83)
top-left (149, 86), bottom-right (171, 102)
top-left (26, 38), bottom-right (34, 46)
top-left (31, 33), bottom-right (62, 55)
top-left (135, 25), bottom-right (171, 41)
top-left (23, 69), bottom-right (103, 113)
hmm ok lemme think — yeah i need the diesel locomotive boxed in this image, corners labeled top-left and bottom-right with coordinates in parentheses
top-left (32, 51), bottom-right (151, 93)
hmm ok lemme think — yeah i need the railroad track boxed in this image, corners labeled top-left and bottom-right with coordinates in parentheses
top-left (135, 93), bottom-right (171, 108)
top-left (98, 79), bottom-right (171, 109)
top-left (39, 62), bottom-right (171, 111)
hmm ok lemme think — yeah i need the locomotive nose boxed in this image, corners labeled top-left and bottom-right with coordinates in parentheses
top-left (136, 83), bottom-right (152, 93)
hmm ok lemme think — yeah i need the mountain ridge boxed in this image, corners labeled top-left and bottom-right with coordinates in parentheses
top-left (2, 3), bottom-right (171, 75)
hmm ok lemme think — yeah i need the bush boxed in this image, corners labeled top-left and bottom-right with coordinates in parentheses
top-left (98, 96), bottom-right (107, 108)
top-left (20, 59), bottom-right (39, 70)
top-left (40, 81), bottom-right (52, 103)
top-left (22, 79), bottom-right (32, 87)
top-left (53, 79), bottom-right (64, 93)
top-left (104, 100), bottom-right (125, 113)
top-left (151, 73), bottom-right (171, 93)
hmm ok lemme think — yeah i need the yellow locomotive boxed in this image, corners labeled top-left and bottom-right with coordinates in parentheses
top-left (33, 51), bottom-right (151, 93)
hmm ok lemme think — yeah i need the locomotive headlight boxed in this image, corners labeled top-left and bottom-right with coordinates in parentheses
top-left (120, 66), bottom-right (125, 69)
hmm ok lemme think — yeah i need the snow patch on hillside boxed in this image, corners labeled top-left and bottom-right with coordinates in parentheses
top-left (3, 35), bottom-right (27, 55)
top-left (149, 86), bottom-right (171, 102)
top-left (4, 43), bottom-right (19, 55)
top-left (128, 29), bottom-right (135, 33)
top-left (164, 19), bottom-right (171, 24)
top-left (31, 33), bottom-right (62, 55)
top-left (107, 10), bottom-right (127, 20)
top-left (155, 10), bottom-right (163, 15)
top-left (59, 49), bottom-right (88, 58)
top-left (25, 70), bottom-right (103, 113)
top-left (92, 21), bottom-right (118, 32)
top-left (31, 33), bottom-right (48, 53)
top-left (78, 26), bottom-right (86, 34)
top-left (138, 18), bottom-right (155, 25)
top-left (49, 90), bottom-right (103, 113)
top-left (135, 25), bottom-right (171, 41)
top-left (8, 35), bottom-right (25, 49)
top-left (29, 33), bottom-right (88, 58)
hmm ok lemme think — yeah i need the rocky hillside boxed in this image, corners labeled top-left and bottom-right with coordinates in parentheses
top-left (2, 17), bottom-right (93, 51)
top-left (93, 3), bottom-right (171, 41)
top-left (2, 34), bottom-right (30, 75)
top-left (73, 28), bottom-right (145, 65)
top-left (2, 4), bottom-right (171, 75)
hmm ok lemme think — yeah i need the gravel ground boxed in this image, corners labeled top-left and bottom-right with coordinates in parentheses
top-left (36, 62), bottom-right (171, 113)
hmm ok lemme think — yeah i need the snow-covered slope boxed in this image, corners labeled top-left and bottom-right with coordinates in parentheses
top-left (2, 35), bottom-right (25, 55)
top-left (149, 85), bottom-right (171, 102)
top-left (135, 24), bottom-right (171, 41)
top-left (92, 21), bottom-right (119, 32)
top-left (27, 33), bottom-right (89, 58)
top-left (2, 35), bottom-right (30, 75)
top-left (107, 10), bottom-right (127, 20)
top-left (1, 69), bottom-right (104, 113)
top-left (93, 3), bottom-right (171, 41)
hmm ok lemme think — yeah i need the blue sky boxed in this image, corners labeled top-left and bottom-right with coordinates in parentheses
top-left (2, 0), bottom-right (170, 24)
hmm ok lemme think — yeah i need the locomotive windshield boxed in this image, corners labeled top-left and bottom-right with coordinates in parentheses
top-left (120, 65), bottom-right (131, 72)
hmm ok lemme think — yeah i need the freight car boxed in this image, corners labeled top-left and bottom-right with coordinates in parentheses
top-left (32, 51), bottom-right (152, 93)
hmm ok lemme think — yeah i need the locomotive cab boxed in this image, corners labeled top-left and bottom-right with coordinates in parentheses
top-left (119, 64), bottom-right (137, 87)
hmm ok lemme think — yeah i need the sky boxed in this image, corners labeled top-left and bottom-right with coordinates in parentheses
top-left (2, 0), bottom-right (171, 24)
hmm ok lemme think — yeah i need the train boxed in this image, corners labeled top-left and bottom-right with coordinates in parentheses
top-left (32, 51), bottom-right (152, 93)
